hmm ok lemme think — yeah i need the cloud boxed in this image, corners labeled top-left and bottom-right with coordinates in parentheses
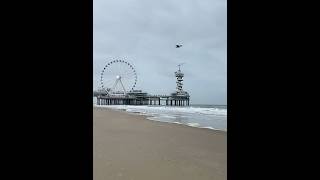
top-left (94, 0), bottom-right (227, 105)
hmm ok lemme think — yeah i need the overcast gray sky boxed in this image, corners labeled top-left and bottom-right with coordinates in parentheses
top-left (94, 0), bottom-right (227, 105)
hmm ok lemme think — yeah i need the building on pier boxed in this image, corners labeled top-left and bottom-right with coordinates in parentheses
top-left (94, 63), bottom-right (190, 106)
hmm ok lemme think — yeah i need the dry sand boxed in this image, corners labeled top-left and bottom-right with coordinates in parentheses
top-left (94, 107), bottom-right (227, 180)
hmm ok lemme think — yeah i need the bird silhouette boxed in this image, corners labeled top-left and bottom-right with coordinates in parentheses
top-left (176, 44), bottom-right (182, 48)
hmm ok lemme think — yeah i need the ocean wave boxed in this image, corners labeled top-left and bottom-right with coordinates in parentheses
top-left (103, 105), bottom-right (226, 116)
top-left (98, 105), bottom-right (227, 131)
top-left (187, 122), bottom-right (200, 127)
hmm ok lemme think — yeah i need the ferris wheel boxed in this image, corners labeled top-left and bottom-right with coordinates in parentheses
top-left (100, 60), bottom-right (137, 95)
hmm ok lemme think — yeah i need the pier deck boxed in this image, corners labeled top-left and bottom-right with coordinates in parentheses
top-left (94, 93), bottom-right (190, 106)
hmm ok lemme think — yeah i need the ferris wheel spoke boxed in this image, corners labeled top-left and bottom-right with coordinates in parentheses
top-left (123, 69), bottom-right (134, 75)
top-left (122, 69), bottom-right (135, 76)
top-left (122, 74), bottom-right (136, 80)
top-left (104, 79), bottom-right (115, 86)
top-left (117, 61), bottom-right (122, 75)
top-left (121, 67), bottom-right (132, 76)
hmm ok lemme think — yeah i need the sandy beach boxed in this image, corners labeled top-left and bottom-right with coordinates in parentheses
top-left (93, 106), bottom-right (227, 180)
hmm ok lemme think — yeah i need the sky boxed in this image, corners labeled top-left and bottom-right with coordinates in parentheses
top-left (93, 0), bottom-right (227, 105)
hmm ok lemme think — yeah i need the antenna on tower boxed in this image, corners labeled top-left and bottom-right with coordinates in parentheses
top-left (178, 63), bottom-right (185, 71)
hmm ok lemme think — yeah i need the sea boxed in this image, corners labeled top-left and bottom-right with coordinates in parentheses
top-left (93, 98), bottom-right (227, 132)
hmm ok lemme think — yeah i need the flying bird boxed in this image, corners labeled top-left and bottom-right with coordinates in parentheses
top-left (176, 44), bottom-right (182, 48)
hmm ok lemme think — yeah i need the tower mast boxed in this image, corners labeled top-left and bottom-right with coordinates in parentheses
top-left (175, 63), bottom-right (185, 94)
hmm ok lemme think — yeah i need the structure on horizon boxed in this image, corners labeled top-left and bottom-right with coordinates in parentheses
top-left (94, 60), bottom-right (190, 106)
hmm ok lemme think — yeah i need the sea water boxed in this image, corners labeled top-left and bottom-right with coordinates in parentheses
top-left (94, 97), bottom-right (227, 132)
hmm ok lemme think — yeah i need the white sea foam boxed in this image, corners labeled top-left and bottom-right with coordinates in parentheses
top-left (98, 105), bottom-right (227, 131)
top-left (159, 115), bottom-right (177, 119)
top-left (173, 122), bottom-right (182, 124)
top-left (200, 126), bottom-right (217, 130)
top-left (187, 122), bottom-right (200, 127)
top-left (104, 105), bottom-right (226, 116)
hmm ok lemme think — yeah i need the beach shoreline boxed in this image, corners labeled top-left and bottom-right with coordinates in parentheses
top-left (94, 104), bottom-right (227, 132)
top-left (94, 106), bottom-right (227, 180)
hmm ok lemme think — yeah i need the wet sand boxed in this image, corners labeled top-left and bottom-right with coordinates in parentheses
top-left (93, 106), bottom-right (227, 180)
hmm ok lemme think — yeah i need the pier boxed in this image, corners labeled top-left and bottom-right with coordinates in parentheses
top-left (94, 92), bottom-right (190, 106)
top-left (94, 61), bottom-right (190, 106)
